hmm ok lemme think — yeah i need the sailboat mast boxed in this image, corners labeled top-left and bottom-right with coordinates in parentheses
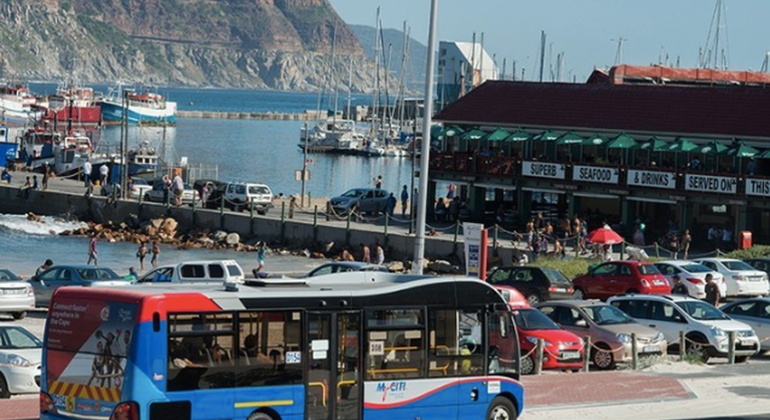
top-left (346, 57), bottom-right (353, 120)
top-left (330, 20), bottom-right (339, 128)
top-left (372, 7), bottom-right (381, 137)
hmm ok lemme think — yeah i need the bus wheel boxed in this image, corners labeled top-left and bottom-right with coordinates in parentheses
top-left (487, 396), bottom-right (517, 420)
top-left (247, 411), bottom-right (275, 420)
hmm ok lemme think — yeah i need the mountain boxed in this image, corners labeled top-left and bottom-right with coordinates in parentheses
top-left (350, 24), bottom-right (427, 94)
top-left (0, 0), bottom-right (384, 91)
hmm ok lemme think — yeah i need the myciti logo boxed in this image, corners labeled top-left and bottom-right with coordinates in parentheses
top-left (376, 381), bottom-right (407, 401)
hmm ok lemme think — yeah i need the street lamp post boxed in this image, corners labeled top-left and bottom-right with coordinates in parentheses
top-left (412, 0), bottom-right (439, 275)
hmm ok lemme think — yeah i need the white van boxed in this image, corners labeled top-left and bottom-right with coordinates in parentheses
top-left (136, 260), bottom-right (245, 284)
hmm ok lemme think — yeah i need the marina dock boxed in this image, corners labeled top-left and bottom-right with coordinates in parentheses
top-left (177, 110), bottom-right (325, 121)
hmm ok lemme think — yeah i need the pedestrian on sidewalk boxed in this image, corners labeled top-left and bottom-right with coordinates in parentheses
top-left (400, 185), bottom-right (409, 216)
top-left (705, 274), bottom-right (721, 307)
top-left (681, 229), bottom-right (692, 260)
top-left (32, 175), bottom-right (38, 190)
top-left (42, 163), bottom-right (50, 191)
top-left (151, 240), bottom-right (160, 268)
top-left (18, 176), bottom-right (31, 198)
top-left (172, 174), bottom-right (184, 206)
top-left (360, 243), bottom-right (371, 263)
top-left (83, 159), bottom-right (92, 188)
top-left (99, 164), bottom-right (109, 186)
top-left (386, 193), bottom-right (397, 217)
top-left (374, 175), bottom-right (383, 189)
top-left (136, 240), bottom-right (148, 271)
top-left (375, 240), bottom-right (385, 265)
top-left (87, 235), bottom-right (98, 266)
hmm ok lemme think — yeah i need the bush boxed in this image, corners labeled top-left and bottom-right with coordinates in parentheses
top-left (530, 257), bottom-right (601, 280)
top-left (725, 245), bottom-right (770, 261)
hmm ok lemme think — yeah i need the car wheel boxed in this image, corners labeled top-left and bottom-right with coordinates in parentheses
top-left (592, 344), bottom-right (616, 370)
top-left (519, 354), bottom-right (535, 375)
top-left (573, 288), bottom-right (586, 300)
top-left (685, 335), bottom-right (710, 363)
top-left (735, 356), bottom-right (750, 363)
top-left (527, 294), bottom-right (542, 305)
top-left (144, 194), bottom-right (151, 202)
top-left (0, 374), bottom-right (9, 399)
top-left (11, 312), bottom-right (26, 320)
top-left (487, 396), bottom-right (517, 420)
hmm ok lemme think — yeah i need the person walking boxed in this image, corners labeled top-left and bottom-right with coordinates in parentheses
top-left (99, 164), bottom-right (109, 186)
top-left (386, 193), bottom-right (397, 217)
top-left (36, 259), bottom-right (54, 276)
top-left (151, 240), bottom-right (160, 268)
top-left (87, 235), bottom-right (98, 266)
top-left (360, 243), bottom-right (371, 263)
top-left (254, 242), bottom-right (267, 275)
top-left (162, 175), bottom-right (171, 205)
top-left (83, 159), bottom-right (92, 188)
top-left (375, 240), bottom-right (385, 265)
top-left (137, 241), bottom-right (148, 271)
top-left (32, 175), bottom-right (38, 190)
top-left (400, 185), bottom-right (409, 216)
top-left (42, 163), bottom-right (50, 191)
top-left (374, 175), bottom-right (383, 189)
top-left (705, 274), bottom-right (721, 307)
top-left (172, 174), bottom-right (184, 206)
top-left (681, 229), bottom-right (692, 260)
top-left (671, 275), bottom-right (688, 295)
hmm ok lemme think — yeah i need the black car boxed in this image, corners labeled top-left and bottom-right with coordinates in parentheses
top-left (486, 266), bottom-right (574, 305)
top-left (192, 179), bottom-right (226, 209)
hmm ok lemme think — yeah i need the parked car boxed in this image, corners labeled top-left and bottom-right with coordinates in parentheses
top-left (329, 188), bottom-right (390, 216)
top-left (721, 297), bottom-right (770, 352)
top-left (136, 260), bottom-right (245, 284)
top-left (224, 182), bottom-right (274, 214)
top-left (0, 270), bottom-right (34, 320)
top-left (0, 326), bottom-right (41, 398)
top-left (487, 266), bottom-right (574, 305)
top-left (609, 294), bottom-right (760, 363)
top-left (100, 177), bottom-right (152, 199)
top-left (305, 262), bottom-right (389, 278)
top-left (654, 260), bottom-right (726, 299)
top-left (193, 179), bottom-right (225, 209)
top-left (693, 258), bottom-right (770, 297)
top-left (744, 258), bottom-right (770, 277)
top-left (572, 261), bottom-right (670, 301)
top-left (495, 285), bottom-right (584, 374)
top-left (144, 179), bottom-right (200, 205)
top-left (536, 300), bottom-right (666, 370)
top-left (28, 266), bottom-right (128, 307)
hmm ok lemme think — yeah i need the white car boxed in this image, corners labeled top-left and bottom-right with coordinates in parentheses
top-left (224, 182), bottom-right (274, 214)
top-left (136, 260), bottom-right (245, 284)
top-left (0, 269), bottom-right (35, 320)
top-left (609, 294), bottom-right (760, 363)
top-left (721, 297), bottom-right (770, 351)
top-left (694, 258), bottom-right (770, 297)
top-left (100, 177), bottom-right (152, 199)
top-left (654, 261), bottom-right (726, 299)
top-left (0, 326), bottom-right (41, 398)
top-left (144, 179), bottom-right (200, 205)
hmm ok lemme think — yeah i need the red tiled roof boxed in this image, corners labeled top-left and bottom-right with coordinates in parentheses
top-left (435, 80), bottom-right (770, 139)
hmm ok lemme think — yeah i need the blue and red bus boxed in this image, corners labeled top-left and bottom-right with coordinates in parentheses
top-left (41, 273), bottom-right (523, 420)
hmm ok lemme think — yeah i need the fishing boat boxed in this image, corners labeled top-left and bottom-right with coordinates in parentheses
top-left (19, 128), bottom-right (109, 176)
top-left (0, 125), bottom-right (17, 168)
top-left (38, 86), bottom-right (102, 128)
top-left (0, 84), bottom-right (42, 126)
top-left (127, 140), bottom-right (158, 175)
top-left (100, 86), bottom-right (177, 125)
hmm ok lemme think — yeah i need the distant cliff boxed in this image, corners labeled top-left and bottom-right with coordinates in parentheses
top-left (349, 24), bottom-right (427, 93)
top-left (0, 0), bottom-right (384, 91)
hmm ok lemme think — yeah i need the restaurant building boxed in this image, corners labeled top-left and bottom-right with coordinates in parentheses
top-left (429, 65), bottom-right (770, 244)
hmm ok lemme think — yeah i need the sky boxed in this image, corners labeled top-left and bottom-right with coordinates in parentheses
top-left (330, 0), bottom-right (770, 82)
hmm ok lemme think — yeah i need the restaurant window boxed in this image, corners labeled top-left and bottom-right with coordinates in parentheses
top-left (365, 308), bottom-right (425, 380)
top-left (428, 309), bottom-right (485, 377)
top-left (167, 313), bottom-right (235, 391)
top-left (237, 311), bottom-right (303, 387)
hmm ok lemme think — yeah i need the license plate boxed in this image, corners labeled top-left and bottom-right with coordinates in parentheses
top-left (653, 280), bottom-right (666, 286)
top-left (2, 289), bottom-right (25, 295)
top-left (642, 345), bottom-right (659, 353)
top-left (560, 351), bottom-right (581, 360)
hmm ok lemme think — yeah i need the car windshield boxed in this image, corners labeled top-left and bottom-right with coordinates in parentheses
top-left (583, 305), bottom-right (635, 325)
top-left (249, 186), bottom-right (270, 195)
top-left (0, 327), bottom-right (42, 349)
top-left (341, 189), bottom-right (364, 198)
top-left (0, 269), bottom-right (20, 281)
top-left (637, 265), bottom-right (661, 275)
top-left (676, 301), bottom-right (729, 321)
top-left (513, 309), bottom-right (561, 330)
top-left (184, 184), bottom-right (193, 190)
top-left (680, 264), bottom-right (712, 274)
top-left (76, 268), bottom-right (120, 280)
top-left (722, 261), bottom-right (755, 271)
top-left (132, 179), bottom-right (149, 186)
top-left (541, 268), bottom-right (570, 284)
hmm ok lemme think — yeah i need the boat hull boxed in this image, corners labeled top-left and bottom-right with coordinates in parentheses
top-left (40, 106), bottom-right (101, 127)
top-left (100, 100), bottom-right (177, 124)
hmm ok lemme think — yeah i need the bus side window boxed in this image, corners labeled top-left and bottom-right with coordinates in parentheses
top-left (428, 309), bottom-right (485, 377)
top-left (167, 313), bottom-right (235, 391)
top-left (365, 309), bottom-right (425, 381)
top-left (237, 311), bottom-right (303, 387)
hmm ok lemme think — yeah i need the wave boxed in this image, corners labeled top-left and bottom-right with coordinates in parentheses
top-left (0, 214), bottom-right (87, 236)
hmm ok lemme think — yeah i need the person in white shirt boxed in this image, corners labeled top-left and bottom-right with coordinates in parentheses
top-left (375, 241), bottom-right (385, 265)
top-left (172, 175), bottom-right (184, 206)
top-left (83, 160), bottom-right (92, 187)
top-left (99, 164), bottom-right (109, 185)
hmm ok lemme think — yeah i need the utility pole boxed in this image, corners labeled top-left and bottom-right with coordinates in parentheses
top-left (538, 31), bottom-right (546, 82)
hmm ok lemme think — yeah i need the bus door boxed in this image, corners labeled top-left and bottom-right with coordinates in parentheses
top-left (305, 312), bottom-right (362, 420)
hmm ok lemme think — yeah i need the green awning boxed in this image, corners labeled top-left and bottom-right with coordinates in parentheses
top-left (668, 137), bottom-right (699, 152)
top-left (438, 125), bottom-right (464, 139)
top-left (483, 128), bottom-right (512, 142)
top-left (535, 131), bottom-right (560, 142)
top-left (696, 141), bottom-right (729, 155)
top-left (555, 132), bottom-right (585, 145)
top-left (608, 133), bottom-right (638, 149)
top-left (638, 136), bottom-right (670, 151)
top-left (582, 134), bottom-right (611, 146)
top-left (725, 142), bottom-right (760, 158)
top-left (506, 129), bottom-right (532, 142)
top-left (461, 129), bottom-right (488, 141)
top-left (430, 125), bottom-right (444, 139)
top-left (759, 149), bottom-right (770, 159)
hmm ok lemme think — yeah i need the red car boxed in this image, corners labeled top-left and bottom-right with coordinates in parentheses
top-left (496, 286), bottom-right (585, 375)
top-left (572, 261), bottom-right (671, 301)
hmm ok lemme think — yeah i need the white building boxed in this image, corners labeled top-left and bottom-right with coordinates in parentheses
top-left (438, 41), bottom-right (499, 105)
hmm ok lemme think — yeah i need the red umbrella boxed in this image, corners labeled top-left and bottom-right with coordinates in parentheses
top-left (587, 227), bottom-right (624, 245)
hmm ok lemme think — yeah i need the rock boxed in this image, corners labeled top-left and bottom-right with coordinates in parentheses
top-left (225, 233), bottom-right (240, 246)
top-left (428, 260), bottom-right (453, 273)
top-left (213, 230), bottom-right (228, 242)
top-left (387, 261), bottom-right (404, 272)
top-left (60, 230), bottom-right (72, 236)
top-left (161, 218), bottom-right (178, 235)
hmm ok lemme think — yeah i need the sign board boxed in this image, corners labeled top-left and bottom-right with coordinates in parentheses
top-left (685, 174), bottom-right (738, 195)
top-left (746, 178), bottom-right (770, 197)
top-left (572, 165), bottom-right (619, 184)
top-left (627, 169), bottom-right (677, 190)
top-left (295, 170), bottom-right (310, 181)
top-left (521, 161), bottom-right (566, 180)
top-left (464, 223), bottom-right (484, 277)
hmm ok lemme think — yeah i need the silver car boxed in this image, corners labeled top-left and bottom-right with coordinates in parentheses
top-left (536, 300), bottom-right (667, 370)
top-left (0, 270), bottom-right (35, 320)
top-left (28, 266), bottom-right (128, 307)
top-left (721, 297), bottom-right (770, 352)
top-left (329, 188), bottom-right (390, 216)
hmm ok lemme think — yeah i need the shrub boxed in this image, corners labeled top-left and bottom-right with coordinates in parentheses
top-left (725, 245), bottom-right (770, 261)
top-left (530, 257), bottom-right (601, 280)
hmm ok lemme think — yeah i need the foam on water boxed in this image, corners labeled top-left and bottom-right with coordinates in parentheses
top-left (0, 214), bottom-right (87, 236)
